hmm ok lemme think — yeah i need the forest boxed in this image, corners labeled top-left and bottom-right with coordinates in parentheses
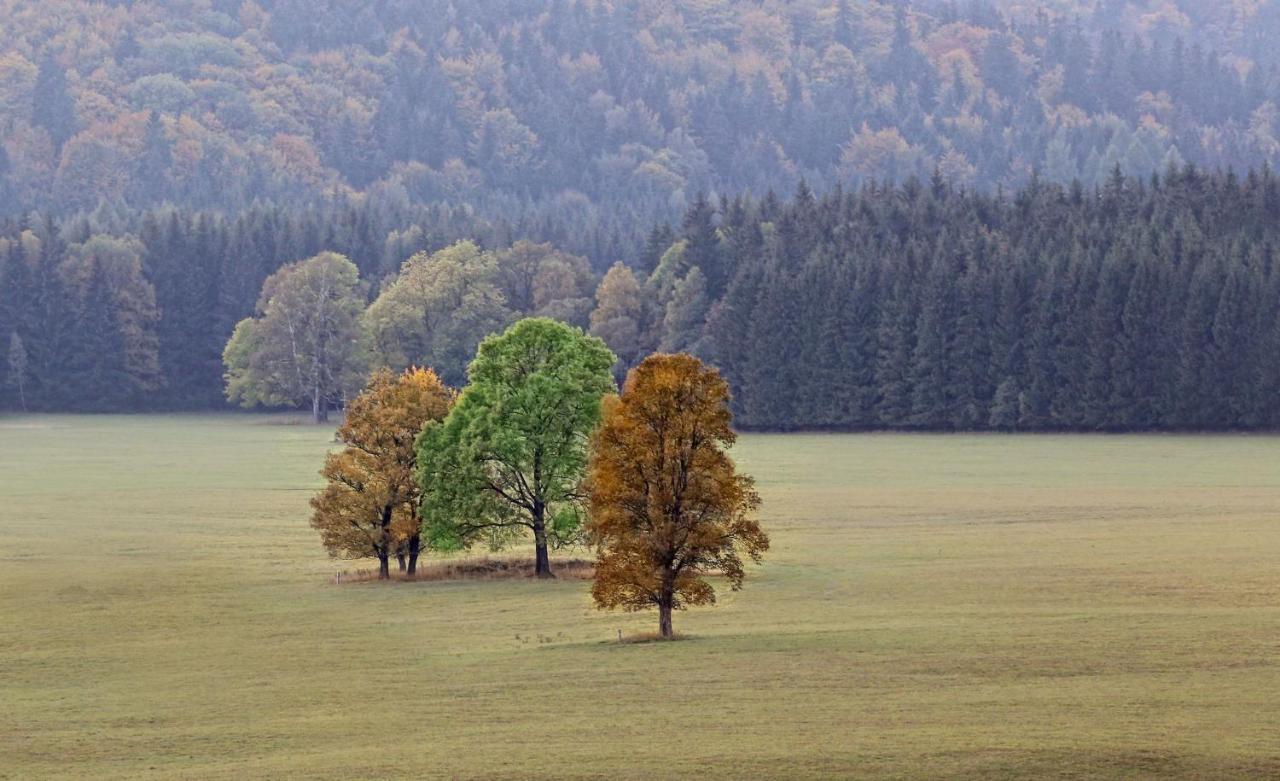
top-left (3, 0), bottom-right (1280, 236)
top-left (4, 0), bottom-right (1280, 428)
top-left (2, 165), bottom-right (1279, 431)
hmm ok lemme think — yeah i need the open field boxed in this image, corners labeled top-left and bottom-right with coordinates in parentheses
top-left (2, 415), bottom-right (1279, 779)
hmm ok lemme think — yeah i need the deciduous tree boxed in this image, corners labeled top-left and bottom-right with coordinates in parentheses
top-left (589, 262), bottom-right (655, 380)
top-left (587, 353), bottom-right (768, 638)
top-left (311, 367), bottom-right (454, 578)
top-left (363, 241), bottom-right (510, 388)
top-left (223, 251), bottom-right (366, 422)
top-left (416, 318), bottom-right (616, 578)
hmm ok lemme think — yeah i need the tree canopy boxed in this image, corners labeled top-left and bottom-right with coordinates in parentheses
top-left (416, 318), bottom-right (616, 578)
top-left (311, 367), bottom-right (455, 578)
top-left (223, 251), bottom-right (367, 422)
top-left (587, 353), bottom-right (768, 638)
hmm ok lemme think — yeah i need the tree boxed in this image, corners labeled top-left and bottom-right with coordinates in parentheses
top-left (33, 55), bottom-right (77, 149)
top-left (586, 353), bottom-right (769, 639)
top-left (416, 318), bottom-right (616, 578)
top-left (7, 333), bottom-right (28, 412)
top-left (659, 267), bottom-right (710, 355)
top-left (311, 368), bottom-right (455, 579)
top-left (493, 240), bottom-right (594, 322)
top-left (71, 260), bottom-right (133, 411)
top-left (62, 235), bottom-right (162, 395)
top-left (681, 193), bottom-right (727, 297)
top-left (363, 241), bottom-right (511, 388)
top-left (134, 110), bottom-right (172, 206)
top-left (589, 262), bottom-right (655, 380)
top-left (223, 252), bottom-right (367, 422)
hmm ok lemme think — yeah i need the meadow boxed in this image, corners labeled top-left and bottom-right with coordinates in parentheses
top-left (1, 415), bottom-right (1278, 779)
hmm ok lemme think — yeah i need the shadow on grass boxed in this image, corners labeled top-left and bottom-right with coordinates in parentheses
top-left (332, 556), bottom-right (594, 584)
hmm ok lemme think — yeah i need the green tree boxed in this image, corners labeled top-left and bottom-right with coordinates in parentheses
top-left (62, 235), bottom-right (162, 394)
top-left (72, 260), bottom-right (132, 411)
top-left (416, 318), bottom-right (616, 578)
top-left (659, 267), bottom-right (710, 355)
top-left (134, 110), bottom-right (172, 205)
top-left (589, 262), bottom-right (655, 380)
top-left (493, 240), bottom-right (594, 324)
top-left (988, 376), bottom-right (1020, 430)
top-left (363, 241), bottom-right (511, 388)
top-left (223, 252), bottom-right (367, 423)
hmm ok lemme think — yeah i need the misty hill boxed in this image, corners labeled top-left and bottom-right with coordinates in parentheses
top-left (3, 0), bottom-right (1280, 231)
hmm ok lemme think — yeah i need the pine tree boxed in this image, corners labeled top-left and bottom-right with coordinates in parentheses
top-left (33, 55), bottom-right (78, 149)
top-left (681, 193), bottom-right (726, 297)
top-left (659, 267), bottom-right (710, 355)
top-left (874, 256), bottom-right (917, 427)
top-left (134, 111), bottom-right (172, 206)
top-left (72, 260), bottom-right (131, 411)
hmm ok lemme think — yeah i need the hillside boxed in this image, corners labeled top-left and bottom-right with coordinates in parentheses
top-left (3, 0), bottom-right (1280, 230)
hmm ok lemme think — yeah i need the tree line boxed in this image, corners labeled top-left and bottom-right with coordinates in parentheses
top-left (3, 165), bottom-right (1280, 430)
top-left (0, 202), bottom-right (625, 413)
top-left (310, 318), bottom-right (767, 639)
top-left (694, 167), bottom-right (1280, 431)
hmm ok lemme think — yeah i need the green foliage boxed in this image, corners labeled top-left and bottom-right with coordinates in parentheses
top-left (62, 234), bottom-right (162, 393)
top-left (363, 241), bottom-right (511, 388)
top-left (698, 169), bottom-right (1280, 431)
top-left (72, 260), bottom-right (133, 411)
top-left (416, 318), bottom-right (616, 570)
top-left (223, 252), bottom-right (367, 420)
top-left (660, 266), bottom-right (710, 356)
top-left (589, 263), bottom-right (656, 378)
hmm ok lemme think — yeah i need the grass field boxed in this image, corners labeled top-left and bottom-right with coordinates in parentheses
top-left (2, 415), bottom-right (1279, 779)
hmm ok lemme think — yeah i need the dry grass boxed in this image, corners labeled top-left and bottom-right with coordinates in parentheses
top-left (332, 557), bottom-right (595, 584)
top-left (2, 416), bottom-right (1279, 780)
top-left (616, 630), bottom-right (685, 644)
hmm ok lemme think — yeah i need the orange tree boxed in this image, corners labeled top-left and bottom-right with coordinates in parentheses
top-left (310, 367), bottom-right (454, 579)
top-left (586, 353), bottom-right (768, 638)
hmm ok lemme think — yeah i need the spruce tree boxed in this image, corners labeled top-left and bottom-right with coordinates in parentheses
top-left (33, 55), bottom-right (77, 149)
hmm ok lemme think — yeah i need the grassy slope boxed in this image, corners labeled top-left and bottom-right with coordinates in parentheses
top-left (1, 416), bottom-right (1278, 780)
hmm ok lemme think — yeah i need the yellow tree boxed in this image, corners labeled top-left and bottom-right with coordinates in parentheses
top-left (311, 367), bottom-right (454, 579)
top-left (587, 353), bottom-right (768, 638)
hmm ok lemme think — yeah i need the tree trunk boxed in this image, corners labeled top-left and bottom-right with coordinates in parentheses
top-left (396, 553), bottom-right (406, 572)
top-left (658, 569), bottom-right (675, 638)
top-left (407, 533), bottom-right (421, 577)
top-left (658, 598), bottom-right (674, 639)
top-left (311, 384), bottom-right (327, 424)
top-left (376, 506), bottom-right (392, 580)
top-left (532, 504), bottom-right (554, 579)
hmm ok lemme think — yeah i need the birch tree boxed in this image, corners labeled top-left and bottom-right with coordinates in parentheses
top-left (223, 252), bottom-right (366, 422)
top-left (7, 333), bottom-right (28, 412)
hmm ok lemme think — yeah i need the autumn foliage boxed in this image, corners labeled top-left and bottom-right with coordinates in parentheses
top-left (587, 353), bottom-right (768, 638)
top-left (310, 367), bottom-right (454, 578)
